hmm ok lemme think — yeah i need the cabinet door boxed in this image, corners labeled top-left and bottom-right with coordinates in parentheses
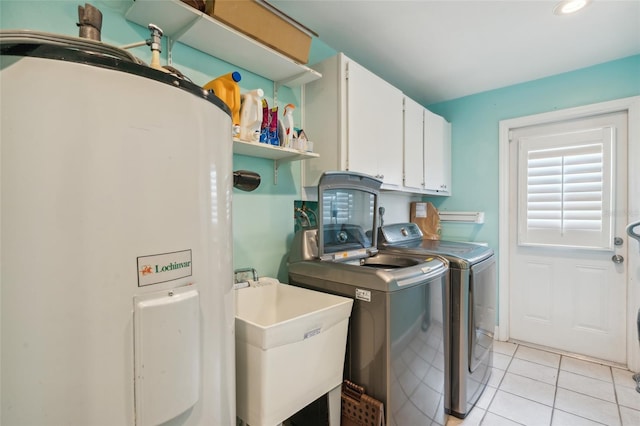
top-left (442, 120), bottom-right (451, 193)
top-left (424, 109), bottom-right (451, 194)
top-left (376, 84), bottom-right (404, 187)
top-left (403, 97), bottom-right (424, 191)
top-left (346, 60), bottom-right (403, 186)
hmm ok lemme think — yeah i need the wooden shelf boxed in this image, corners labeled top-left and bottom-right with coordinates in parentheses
top-left (233, 139), bottom-right (319, 162)
top-left (125, 0), bottom-right (321, 87)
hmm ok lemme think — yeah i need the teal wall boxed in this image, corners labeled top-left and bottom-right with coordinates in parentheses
top-left (426, 55), bottom-right (640, 256)
top-left (3, 0), bottom-right (638, 282)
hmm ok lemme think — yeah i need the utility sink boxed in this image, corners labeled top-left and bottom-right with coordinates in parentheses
top-left (235, 278), bottom-right (353, 426)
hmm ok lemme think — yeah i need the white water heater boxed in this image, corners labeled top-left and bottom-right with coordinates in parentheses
top-left (0, 32), bottom-right (235, 425)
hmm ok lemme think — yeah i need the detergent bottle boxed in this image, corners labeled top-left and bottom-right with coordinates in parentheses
top-left (203, 71), bottom-right (241, 134)
top-left (267, 107), bottom-right (279, 146)
top-left (239, 88), bottom-right (264, 142)
top-left (282, 104), bottom-right (296, 148)
top-left (259, 99), bottom-right (269, 143)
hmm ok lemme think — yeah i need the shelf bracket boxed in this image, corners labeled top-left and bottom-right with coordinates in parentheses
top-left (166, 37), bottom-right (174, 65)
top-left (277, 69), bottom-right (322, 87)
top-left (273, 159), bottom-right (279, 185)
top-left (273, 80), bottom-right (279, 107)
top-left (164, 12), bottom-right (201, 66)
top-left (273, 69), bottom-right (322, 106)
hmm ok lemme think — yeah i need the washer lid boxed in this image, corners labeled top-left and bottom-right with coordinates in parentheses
top-left (317, 172), bottom-right (382, 261)
top-left (289, 253), bottom-right (447, 292)
top-left (415, 240), bottom-right (494, 263)
top-left (379, 223), bottom-right (494, 266)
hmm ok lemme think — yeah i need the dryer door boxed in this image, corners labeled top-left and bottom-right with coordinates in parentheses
top-left (468, 256), bottom-right (497, 372)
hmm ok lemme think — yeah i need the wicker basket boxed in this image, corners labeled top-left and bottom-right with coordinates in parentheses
top-left (341, 380), bottom-right (385, 426)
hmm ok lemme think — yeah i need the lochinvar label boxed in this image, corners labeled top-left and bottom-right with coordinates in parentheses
top-left (137, 249), bottom-right (192, 287)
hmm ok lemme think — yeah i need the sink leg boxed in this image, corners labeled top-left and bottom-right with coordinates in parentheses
top-left (327, 384), bottom-right (341, 426)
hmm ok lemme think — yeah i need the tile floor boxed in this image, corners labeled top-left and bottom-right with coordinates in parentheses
top-left (446, 341), bottom-right (640, 426)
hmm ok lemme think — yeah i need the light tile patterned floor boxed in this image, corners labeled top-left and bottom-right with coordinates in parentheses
top-left (446, 341), bottom-right (640, 426)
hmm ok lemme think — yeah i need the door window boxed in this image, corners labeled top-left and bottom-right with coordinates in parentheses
top-left (517, 127), bottom-right (614, 250)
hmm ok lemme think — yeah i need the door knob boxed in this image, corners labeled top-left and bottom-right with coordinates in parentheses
top-left (612, 254), bottom-right (624, 264)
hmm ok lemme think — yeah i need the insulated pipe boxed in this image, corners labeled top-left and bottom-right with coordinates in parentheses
top-left (147, 24), bottom-right (165, 72)
top-left (77, 3), bottom-right (102, 41)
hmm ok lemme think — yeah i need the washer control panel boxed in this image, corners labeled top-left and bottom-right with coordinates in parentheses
top-left (378, 223), bottom-right (423, 245)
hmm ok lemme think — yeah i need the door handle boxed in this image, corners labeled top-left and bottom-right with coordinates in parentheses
top-left (628, 221), bottom-right (640, 253)
top-left (612, 254), bottom-right (624, 264)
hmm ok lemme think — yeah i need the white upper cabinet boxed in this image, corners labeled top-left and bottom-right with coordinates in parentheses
top-left (346, 60), bottom-right (404, 188)
top-left (302, 53), bottom-right (404, 189)
top-left (402, 96), bottom-right (451, 196)
top-left (424, 109), bottom-right (452, 195)
top-left (403, 96), bottom-right (425, 192)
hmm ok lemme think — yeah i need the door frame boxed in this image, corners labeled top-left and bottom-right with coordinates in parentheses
top-left (498, 96), bottom-right (640, 370)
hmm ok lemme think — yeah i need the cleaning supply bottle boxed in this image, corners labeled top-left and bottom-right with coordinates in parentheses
top-left (239, 88), bottom-right (264, 142)
top-left (267, 107), bottom-right (279, 146)
top-left (203, 71), bottom-right (241, 134)
top-left (282, 103), bottom-right (296, 148)
top-left (259, 99), bottom-right (269, 143)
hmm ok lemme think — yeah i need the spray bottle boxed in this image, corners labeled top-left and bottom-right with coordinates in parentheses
top-left (239, 89), bottom-right (264, 142)
top-left (282, 104), bottom-right (296, 148)
top-left (259, 99), bottom-right (269, 143)
top-left (203, 71), bottom-right (241, 135)
top-left (267, 107), bottom-right (279, 146)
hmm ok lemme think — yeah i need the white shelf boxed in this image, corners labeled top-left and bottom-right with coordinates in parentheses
top-left (233, 139), bottom-right (319, 162)
top-left (125, 0), bottom-right (321, 87)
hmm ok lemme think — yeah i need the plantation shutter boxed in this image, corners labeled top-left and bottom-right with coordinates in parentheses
top-left (322, 191), bottom-right (375, 224)
top-left (517, 127), bottom-right (614, 250)
top-left (323, 191), bottom-right (353, 224)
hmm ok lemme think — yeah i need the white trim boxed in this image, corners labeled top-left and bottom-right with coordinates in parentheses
top-left (498, 96), bottom-right (640, 371)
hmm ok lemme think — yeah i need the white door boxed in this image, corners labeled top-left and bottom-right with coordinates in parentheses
top-left (424, 109), bottom-right (452, 194)
top-left (403, 96), bottom-right (425, 191)
top-left (508, 111), bottom-right (628, 363)
top-left (346, 59), bottom-right (404, 187)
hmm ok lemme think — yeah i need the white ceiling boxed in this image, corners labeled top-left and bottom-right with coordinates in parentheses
top-left (270, 0), bottom-right (640, 105)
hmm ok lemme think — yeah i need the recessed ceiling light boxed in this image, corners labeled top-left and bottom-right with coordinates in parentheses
top-left (554, 0), bottom-right (591, 15)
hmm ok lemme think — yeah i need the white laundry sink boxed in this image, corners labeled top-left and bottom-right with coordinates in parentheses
top-left (235, 278), bottom-right (353, 426)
